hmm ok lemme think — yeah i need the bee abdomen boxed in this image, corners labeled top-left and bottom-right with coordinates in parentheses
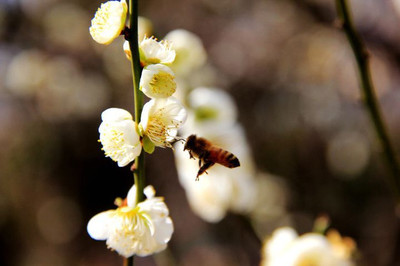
top-left (226, 153), bottom-right (240, 168)
top-left (216, 149), bottom-right (240, 168)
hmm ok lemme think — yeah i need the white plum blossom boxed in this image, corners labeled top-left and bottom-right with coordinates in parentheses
top-left (140, 97), bottom-right (187, 148)
top-left (140, 64), bottom-right (176, 98)
top-left (164, 29), bottom-right (207, 76)
top-left (261, 227), bottom-right (355, 266)
top-left (99, 108), bottom-right (142, 167)
top-left (89, 0), bottom-right (127, 45)
top-left (87, 185), bottom-right (174, 257)
top-left (123, 36), bottom-right (175, 64)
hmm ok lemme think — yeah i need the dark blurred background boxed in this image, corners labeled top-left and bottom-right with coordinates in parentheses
top-left (2, 0), bottom-right (400, 265)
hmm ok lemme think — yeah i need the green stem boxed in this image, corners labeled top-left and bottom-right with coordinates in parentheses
top-left (125, 0), bottom-right (144, 264)
top-left (127, 0), bottom-right (145, 203)
top-left (335, 0), bottom-right (400, 201)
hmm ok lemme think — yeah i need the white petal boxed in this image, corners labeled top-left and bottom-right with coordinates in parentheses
top-left (101, 107), bottom-right (132, 123)
top-left (126, 185), bottom-right (137, 207)
top-left (144, 185), bottom-right (156, 199)
top-left (153, 217), bottom-right (174, 244)
top-left (87, 210), bottom-right (114, 240)
top-left (138, 198), bottom-right (169, 218)
top-left (139, 99), bottom-right (154, 131)
top-left (266, 227), bottom-right (298, 259)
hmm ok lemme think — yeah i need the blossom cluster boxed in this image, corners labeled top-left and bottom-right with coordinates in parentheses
top-left (90, 1), bottom-right (186, 162)
top-left (167, 29), bottom-right (358, 264)
top-left (87, 0), bottom-right (187, 258)
top-left (88, 1), bottom-right (359, 263)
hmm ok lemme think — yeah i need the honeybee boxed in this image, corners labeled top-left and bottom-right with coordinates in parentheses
top-left (183, 134), bottom-right (240, 180)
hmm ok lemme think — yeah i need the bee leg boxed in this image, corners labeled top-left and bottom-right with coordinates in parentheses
top-left (196, 161), bottom-right (215, 181)
top-left (188, 151), bottom-right (194, 159)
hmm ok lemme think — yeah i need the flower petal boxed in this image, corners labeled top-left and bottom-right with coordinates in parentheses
top-left (87, 210), bottom-right (114, 240)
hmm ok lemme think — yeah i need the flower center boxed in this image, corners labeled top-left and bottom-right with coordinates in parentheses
top-left (100, 125), bottom-right (133, 161)
top-left (106, 207), bottom-right (154, 255)
top-left (146, 116), bottom-right (169, 147)
top-left (149, 71), bottom-right (176, 97)
top-left (194, 106), bottom-right (218, 121)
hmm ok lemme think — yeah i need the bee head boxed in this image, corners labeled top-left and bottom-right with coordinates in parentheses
top-left (184, 134), bottom-right (197, 150)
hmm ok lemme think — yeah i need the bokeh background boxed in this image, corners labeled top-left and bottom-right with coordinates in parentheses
top-left (2, 0), bottom-right (400, 265)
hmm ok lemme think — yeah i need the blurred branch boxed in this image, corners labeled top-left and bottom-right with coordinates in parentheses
top-left (124, 257), bottom-right (134, 266)
top-left (335, 0), bottom-right (400, 202)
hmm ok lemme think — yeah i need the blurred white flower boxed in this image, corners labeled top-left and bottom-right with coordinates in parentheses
top-left (138, 16), bottom-right (153, 41)
top-left (89, 0), bottom-right (127, 45)
top-left (249, 173), bottom-right (288, 237)
top-left (174, 125), bottom-right (256, 222)
top-left (164, 29), bottom-right (207, 76)
top-left (87, 185), bottom-right (174, 257)
top-left (186, 87), bottom-right (238, 129)
top-left (99, 108), bottom-right (142, 167)
top-left (261, 227), bottom-right (355, 266)
top-left (140, 97), bottom-right (187, 148)
top-left (140, 64), bottom-right (176, 98)
top-left (43, 3), bottom-right (91, 51)
top-left (6, 50), bottom-right (48, 97)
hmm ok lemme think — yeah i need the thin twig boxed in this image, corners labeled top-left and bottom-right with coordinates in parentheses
top-left (126, 0), bottom-right (145, 265)
top-left (127, 0), bottom-right (145, 206)
top-left (335, 0), bottom-right (400, 201)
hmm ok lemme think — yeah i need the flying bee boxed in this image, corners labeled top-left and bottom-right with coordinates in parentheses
top-left (183, 134), bottom-right (240, 181)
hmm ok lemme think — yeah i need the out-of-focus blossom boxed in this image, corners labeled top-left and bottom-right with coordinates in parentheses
top-left (37, 197), bottom-right (82, 245)
top-left (99, 108), bottom-right (142, 167)
top-left (126, 36), bottom-right (176, 65)
top-left (43, 3), bottom-right (91, 50)
top-left (326, 229), bottom-right (357, 261)
top-left (6, 50), bottom-right (48, 97)
top-left (186, 87), bottom-right (238, 129)
top-left (394, 0), bottom-right (400, 17)
top-left (173, 85), bottom-right (257, 222)
top-left (261, 227), bottom-right (355, 266)
top-left (175, 125), bottom-right (256, 222)
top-left (139, 97), bottom-right (187, 148)
top-left (103, 38), bottom-right (132, 84)
top-left (35, 56), bottom-right (110, 120)
top-left (249, 173), bottom-right (288, 237)
top-left (164, 29), bottom-right (207, 76)
top-left (140, 64), bottom-right (176, 98)
top-left (89, 0), bottom-right (127, 45)
top-left (138, 16), bottom-right (153, 41)
top-left (87, 185), bottom-right (174, 257)
top-left (326, 131), bottom-right (370, 178)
